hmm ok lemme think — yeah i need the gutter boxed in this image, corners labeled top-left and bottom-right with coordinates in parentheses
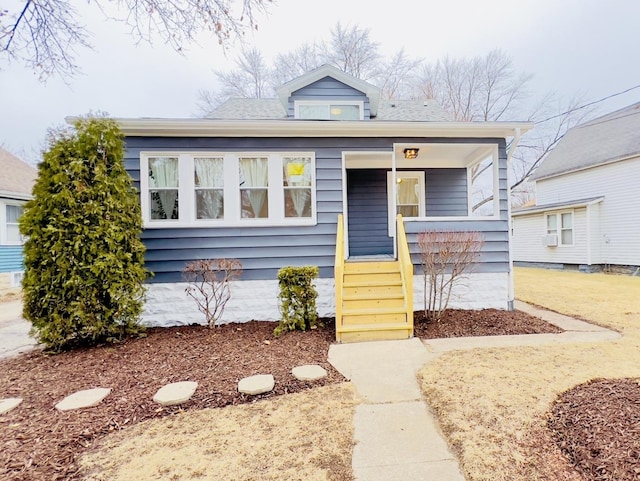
top-left (66, 117), bottom-right (534, 139)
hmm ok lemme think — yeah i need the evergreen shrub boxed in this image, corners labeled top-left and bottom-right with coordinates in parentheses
top-left (20, 116), bottom-right (149, 351)
top-left (274, 266), bottom-right (319, 336)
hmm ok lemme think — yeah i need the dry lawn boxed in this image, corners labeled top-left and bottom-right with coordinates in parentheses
top-left (418, 267), bottom-right (640, 481)
top-left (79, 383), bottom-right (357, 481)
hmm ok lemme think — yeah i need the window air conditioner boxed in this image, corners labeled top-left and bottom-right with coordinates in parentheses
top-left (542, 234), bottom-right (558, 247)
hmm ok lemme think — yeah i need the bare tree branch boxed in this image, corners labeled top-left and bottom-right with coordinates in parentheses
top-left (1, 0), bottom-right (271, 80)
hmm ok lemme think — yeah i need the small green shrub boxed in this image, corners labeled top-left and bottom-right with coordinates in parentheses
top-left (274, 266), bottom-right (319, 336)
top-left (20, 116), bottom-right (149, 351)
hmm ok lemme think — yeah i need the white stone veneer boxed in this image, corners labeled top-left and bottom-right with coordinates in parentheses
top-left (141, 272), bottom-right (510, 327)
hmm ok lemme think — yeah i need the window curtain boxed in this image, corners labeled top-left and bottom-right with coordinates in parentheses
top-left (149, 157), bottom-right (179, 218)
top-left (397, 178), bottom-right (419, 216)
top-left (195, 158), bottom-right (224, 219)
top-left (239, 157), bottom-right (268, 218)
top-left (283, 158), bottom-right (311, 217)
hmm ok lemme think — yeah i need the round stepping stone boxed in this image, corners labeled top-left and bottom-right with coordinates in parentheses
top-left (238, 374), bottom-right (275, 395)
top-left (55, 388), bottom-right (111, 412)
top-left (292, 364), bottom-right (328, 381)
top-left (153, 381), bottom-right (198, 406)
top-left (0, 397), bottom-right (23, 415)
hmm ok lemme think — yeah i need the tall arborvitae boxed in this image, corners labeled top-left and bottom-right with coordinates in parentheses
top-left (20, 116), bottom-right (149, 351)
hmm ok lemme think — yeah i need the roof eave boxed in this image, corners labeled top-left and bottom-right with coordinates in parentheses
top-left (91, 118), bottom-right (534, 139)
top-left (512, 196), bottom-right (604, 216)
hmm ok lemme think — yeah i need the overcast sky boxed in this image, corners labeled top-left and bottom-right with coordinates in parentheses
top-left (1, 0), bottom-right (639, 162)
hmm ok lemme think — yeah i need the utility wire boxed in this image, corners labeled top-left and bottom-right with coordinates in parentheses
top-left (534, 84), bottom-right (640, 124)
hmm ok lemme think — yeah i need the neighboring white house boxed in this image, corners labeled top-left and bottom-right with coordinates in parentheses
top-left (512, 102), bottom-right (640, 272)
top-left (0, 148), bottom-right (37, 292)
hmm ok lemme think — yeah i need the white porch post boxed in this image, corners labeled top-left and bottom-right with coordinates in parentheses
top-left (391, 145), bottom-right (398, 258)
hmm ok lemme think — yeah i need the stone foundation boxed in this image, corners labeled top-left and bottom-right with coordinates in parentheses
top-left (141, 272), bottom-right (510, 328)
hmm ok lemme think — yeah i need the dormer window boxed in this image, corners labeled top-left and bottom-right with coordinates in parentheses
top-left (295, 101), bottom-right (363, 120)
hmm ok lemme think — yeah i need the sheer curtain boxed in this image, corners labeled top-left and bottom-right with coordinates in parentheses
top-left (283, 158), bottom-right (311, 217)
top-left (397, 178), bottom-right (419, 217)
top-left (149, 157), bottom-right (178, 219)
top-left (239, 157), bottom-right (268, 218)
top-left (195, 158), bottom-right (224, 219)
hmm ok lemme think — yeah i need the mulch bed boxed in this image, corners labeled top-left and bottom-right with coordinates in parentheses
top-left (548, 378), bottom-right (640, 481)
top-left (0, 308), bottom-right (610, 481)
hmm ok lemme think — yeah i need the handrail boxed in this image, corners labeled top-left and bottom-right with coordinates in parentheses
top-left (396, 214), bottom-right (414, 331)
top-left (334, 214), bottom-right (345, 337)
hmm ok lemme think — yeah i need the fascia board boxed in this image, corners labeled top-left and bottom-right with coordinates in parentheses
top-left (89, 118), bottom-right (534, 139)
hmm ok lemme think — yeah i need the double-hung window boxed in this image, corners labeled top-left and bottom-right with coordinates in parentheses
top-left (1, 203), bottom-right (24, 245)
top-left (546, 211), bottom-right (573, 246)
top-left (141, 152), bottom-right (316, 227)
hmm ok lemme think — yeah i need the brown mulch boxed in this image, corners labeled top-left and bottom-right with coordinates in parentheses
top-left (548, 378), bottom-right (640, 481)
top-left (414, 308), bottom-right (563, 338)
top-left (0, 308), bottom-right (576, 481)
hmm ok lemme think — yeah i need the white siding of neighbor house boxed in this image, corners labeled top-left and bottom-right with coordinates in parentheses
top-left (534, 156), bottom-right (640, 266)
top-left (512, 208), bottom-right (589, 264)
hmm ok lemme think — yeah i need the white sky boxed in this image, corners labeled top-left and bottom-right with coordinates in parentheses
top-left (1, 0), bottom-right (639, 162)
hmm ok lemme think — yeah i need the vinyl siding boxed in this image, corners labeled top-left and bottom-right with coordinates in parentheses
top-left (288, 77), bottom-right (370, 119)
top-left (512, 208), bottom-right (589, 265)
top-left (425, 168), bottom-right (468, 216)
top-left (347, 169), bottom-right (393, 256)
top-left (0, 245), bottom-right (23, 272)
top-left (535, 156), bottom-right (640, 265)
top-left (125, 136), bottom-right (509, 281)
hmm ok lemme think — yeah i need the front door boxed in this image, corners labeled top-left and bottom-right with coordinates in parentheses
top-left (346, 169), bottom-right (393, 257)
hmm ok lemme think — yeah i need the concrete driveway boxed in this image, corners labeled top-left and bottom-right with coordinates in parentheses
top-left (0, 300), bottom-right (38, 359)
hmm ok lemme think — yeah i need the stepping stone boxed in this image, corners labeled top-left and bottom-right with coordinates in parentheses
top-left (55, 388), bottom-right (111, 412)
top-left (0, 397), bottom-right (23, 415)
top-left (292, 364), bottom-right (328, 381)
top-left (153, 381), bottom-right (198, 406)
top-left (238, 374), bottom-right (275, 395)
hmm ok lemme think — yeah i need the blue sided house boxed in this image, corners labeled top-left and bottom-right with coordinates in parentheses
top-left (0, 148), bottom-right (37, 292)
top-left (111, 65), bottom-right (532, 341)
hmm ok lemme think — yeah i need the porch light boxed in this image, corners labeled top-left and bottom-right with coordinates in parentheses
top-left (403, 148), bottom-right (419, 159)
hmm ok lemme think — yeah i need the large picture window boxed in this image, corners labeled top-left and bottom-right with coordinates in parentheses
top-left (140, 152), bottom-right (316, 227)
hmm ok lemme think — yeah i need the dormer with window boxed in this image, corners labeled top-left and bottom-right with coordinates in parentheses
top-left (276, 64), bottom-right (380, 120)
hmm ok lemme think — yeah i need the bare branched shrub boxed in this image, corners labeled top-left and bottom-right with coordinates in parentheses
top-left (183, 259), bottom-right (242, 327)
top-left (418, 230), bottom-right (484, 322)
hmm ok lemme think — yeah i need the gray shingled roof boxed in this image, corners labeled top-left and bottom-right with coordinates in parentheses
top-left (531, 102), bottom-right (640, 180)
top-left (0, 148), bottom-right (37, 198)
top-left (207, 98), bottom-right (452, 121)
top-left (512, 196), bottom-right (604, 216)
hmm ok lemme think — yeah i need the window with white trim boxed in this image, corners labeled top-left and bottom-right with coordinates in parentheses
top-left (140, 153), bottom-right (316, 227)
top-left (386, 171), bottom-right (426, 234)
top-left (1, 203), bottom-right (25, 245)
top-left (546, 211), bottom-right (573, 246)
top-left (295, 101), bottom-right (363, 120)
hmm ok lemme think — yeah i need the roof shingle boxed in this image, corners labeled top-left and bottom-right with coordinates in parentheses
top-left (531, 102), bottom-right (640, 180)
top-left (0, 148), bottom-right (37, 198)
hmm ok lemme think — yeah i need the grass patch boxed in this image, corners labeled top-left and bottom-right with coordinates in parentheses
top-left (418, 267), bottom-right (640, 481)
top-left (80, 383), bottom-right (357, 481)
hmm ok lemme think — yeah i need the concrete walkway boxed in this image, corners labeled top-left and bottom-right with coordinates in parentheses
top-left (0, 300), bottom-right (39, 360)
top-left (328, 303), bottom-right (620, 481)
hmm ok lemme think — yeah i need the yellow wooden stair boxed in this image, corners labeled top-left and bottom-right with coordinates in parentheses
top-left (336, 260), bottom-right (413, 342)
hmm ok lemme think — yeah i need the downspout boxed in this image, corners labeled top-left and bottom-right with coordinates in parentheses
top-left (506, 128), bottom-right (521, 311)
top-left (586, 203), bottom-right (592, 266)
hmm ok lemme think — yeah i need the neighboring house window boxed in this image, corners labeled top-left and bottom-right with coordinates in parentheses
top-left (140, 153), bottom-right (316, 227)
top-left (546, 211), bottom-right (573, 246)
top-left (1, 203), bottom-right (24, 245)
top-left (295, 101), bottom-right (363, 120)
